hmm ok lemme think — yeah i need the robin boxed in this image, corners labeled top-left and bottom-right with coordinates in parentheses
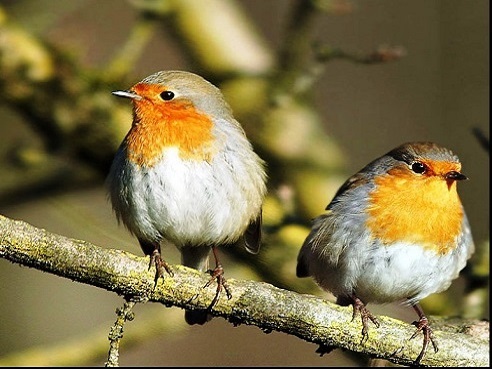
top-left (296, 142), bottom-right (474, 364)
top-left (107, 70), bottom-right (267, 325)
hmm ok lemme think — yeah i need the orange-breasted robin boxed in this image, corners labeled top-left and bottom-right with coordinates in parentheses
top-left (107, 70), bottom-right (267, 325)
top-left (296, 142), bottom-right (474, 364)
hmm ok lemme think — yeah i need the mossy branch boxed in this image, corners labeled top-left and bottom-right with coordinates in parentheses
top-left (0, 214), bottom-right (488, 367)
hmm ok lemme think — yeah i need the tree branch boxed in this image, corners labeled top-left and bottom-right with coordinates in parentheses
top-left (0, 214), bottom-right (488, 367)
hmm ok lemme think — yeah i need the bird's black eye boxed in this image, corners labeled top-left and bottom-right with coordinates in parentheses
top-left (411, 161), bottom-right (427, 174)
top-left (159, 91), bottom-right (175, 101)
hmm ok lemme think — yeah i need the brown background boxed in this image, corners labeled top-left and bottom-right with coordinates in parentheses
top-left (0, 0), bottom-right (488, 366)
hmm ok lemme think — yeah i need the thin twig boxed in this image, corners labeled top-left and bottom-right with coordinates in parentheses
top-left (105, 300), bottom-right (136, 367)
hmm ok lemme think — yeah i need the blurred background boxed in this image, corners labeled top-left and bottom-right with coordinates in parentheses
top-left (0, 0), bottom-right (488, 366)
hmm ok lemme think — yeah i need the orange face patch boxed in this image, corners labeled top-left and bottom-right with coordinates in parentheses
top-left (419, 159), bottom-right (462, 178)
top-left (124, 83), bottom-right (215, 167)
top-left (366, 164), bottom-right (464, 254)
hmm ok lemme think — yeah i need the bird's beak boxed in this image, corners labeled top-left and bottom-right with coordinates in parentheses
top-left (112, 90), bottom-right (143, 101)
top-left (445, 171), bottom-right (468, 181)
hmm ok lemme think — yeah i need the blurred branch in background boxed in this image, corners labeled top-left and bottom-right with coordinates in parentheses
top-left (472, 126), bottom-right (490, 154)
top-left (0, 3), bottom-right (131, 204)
top-left (0, 214), bottom-right (489, 367)
top-left (106, 14), bottom-right (160, 81)
top-left (0, 0), bottom-right (488, 366)
top-left (460, 128), bottom-right (490, 320)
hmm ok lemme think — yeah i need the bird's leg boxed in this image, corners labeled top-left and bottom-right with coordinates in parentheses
top-left (410, 303), bottom-right (438, 365)
top-left (203, 246), bottom-right (232, 310)
top-left (138, 239), bottom-right (173, 286)
top-left (350, 294), bottom-right (380, 343)
top-left (150, 249), bottom-right (174, 282)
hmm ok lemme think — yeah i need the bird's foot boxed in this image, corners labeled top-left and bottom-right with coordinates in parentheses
top-left (351, 295), bottom-right (380, 344)
top-left (149, 249), bottom-right (173, 286)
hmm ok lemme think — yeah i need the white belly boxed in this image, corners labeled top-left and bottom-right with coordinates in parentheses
top-left (311, 234), bottom-right (469, 305)
top-left (350, 240), bottom-right (467, 305)
top-left (108, 147), bottom-right (265, 248)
